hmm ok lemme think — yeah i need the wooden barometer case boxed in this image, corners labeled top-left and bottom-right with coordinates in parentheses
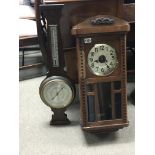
top-left (39, 4), bottom-right (75, 125)
top-left (72, 15), bottom-right (130, 133)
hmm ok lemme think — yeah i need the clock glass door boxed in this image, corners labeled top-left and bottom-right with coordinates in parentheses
top-left (86, 81), bottom-right (122, 123)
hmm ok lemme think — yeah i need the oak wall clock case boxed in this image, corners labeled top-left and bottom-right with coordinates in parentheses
top-left (72, 15), bottom-right (130, 133)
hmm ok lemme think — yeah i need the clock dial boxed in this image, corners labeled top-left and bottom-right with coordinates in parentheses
top-left (40, 77), bottom-right (74, 109)
top-left (88, 44), bottom-right (118, 76)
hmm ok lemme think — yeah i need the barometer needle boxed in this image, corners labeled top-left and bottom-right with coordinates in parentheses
top-left (51, 86), bottom-right (65, 100)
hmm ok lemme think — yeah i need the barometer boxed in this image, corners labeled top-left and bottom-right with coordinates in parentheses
top-left (40, 76), bottom-right (75, 109)
top-left (39, 4), bottom-right (75, 125)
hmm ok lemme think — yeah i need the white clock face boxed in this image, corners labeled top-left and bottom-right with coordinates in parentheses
top-left (41, 79), bottom-right (74, 109)
top-left (88, 44), bottom-right (118, 76)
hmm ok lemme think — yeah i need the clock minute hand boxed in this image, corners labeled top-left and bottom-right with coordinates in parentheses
top-left (105, 62), bottom-right (111, 70)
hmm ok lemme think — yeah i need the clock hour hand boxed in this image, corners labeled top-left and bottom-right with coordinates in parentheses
top-left (94, 59), bottom-right (99, 63)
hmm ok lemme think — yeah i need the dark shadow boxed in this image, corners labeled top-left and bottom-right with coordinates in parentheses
top-left (43, 120), bottom-right (80, 128)
top-left (82, 126), bottom-right (134, 146)
top-left (82, 131), bottom-right (119, 146)
top-left (128, 89), bottom-right (135, 105)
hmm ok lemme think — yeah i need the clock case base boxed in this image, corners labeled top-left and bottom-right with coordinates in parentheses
top-left (82, 122), bottom-right (129, 133)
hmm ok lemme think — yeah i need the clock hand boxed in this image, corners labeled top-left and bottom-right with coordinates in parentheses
top-left (94, 59), bottom-right (99, 63)
top-left (97, 55), bottom-right (108, 63)
top-left (51, 86), bottom-right (65, 100)
top-left (105, 62), bottom-right (111, 70)
top-left (94, 57), bottom-right (108, 63)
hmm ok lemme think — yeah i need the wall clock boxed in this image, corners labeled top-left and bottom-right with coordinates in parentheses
top-left (72, 15), bottom-right (130, 133)
top-left (39, 4), bottom-right (76, 125)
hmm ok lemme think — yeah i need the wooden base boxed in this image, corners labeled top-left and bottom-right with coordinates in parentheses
top-left (82, 122), bottom-right (129, 133)
top-left (50, 109), bottom-right (71, 125)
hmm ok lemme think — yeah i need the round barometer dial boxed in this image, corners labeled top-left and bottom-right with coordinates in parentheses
top-left (39, 76), bottom-right (75, 109)
top-left (88, 44), bottom-right (118, 76)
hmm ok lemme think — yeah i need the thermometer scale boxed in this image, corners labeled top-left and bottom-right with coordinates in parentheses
top-left (49, 25), bottom-right (59, 67)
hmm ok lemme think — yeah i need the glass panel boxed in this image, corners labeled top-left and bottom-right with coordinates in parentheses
top-left (115, 93), bottom-right (122, 119)
top-left (87, 96), bottom-right (95, 122)
top-left (97, 82), bottom-right (112, 120)
top-left (86, 84), bottom-right (94, 92)
top-left (114, 81), bottom-right (121, 90)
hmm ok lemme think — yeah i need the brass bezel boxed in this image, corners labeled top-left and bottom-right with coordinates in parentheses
top-left (39, 76), bottom-right (75, 109)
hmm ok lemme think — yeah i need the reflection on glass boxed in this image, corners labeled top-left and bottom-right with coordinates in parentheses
top-left (97, 82), bottom-right (112, 120)
top-left (114, 81), bottom-right (121, 90)
top-left (115, 93), bottom-right (122, 119)
top-left (87, 96), bottom-right (95, 122)
top-left (86, 82), bottom-right (122, 122)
